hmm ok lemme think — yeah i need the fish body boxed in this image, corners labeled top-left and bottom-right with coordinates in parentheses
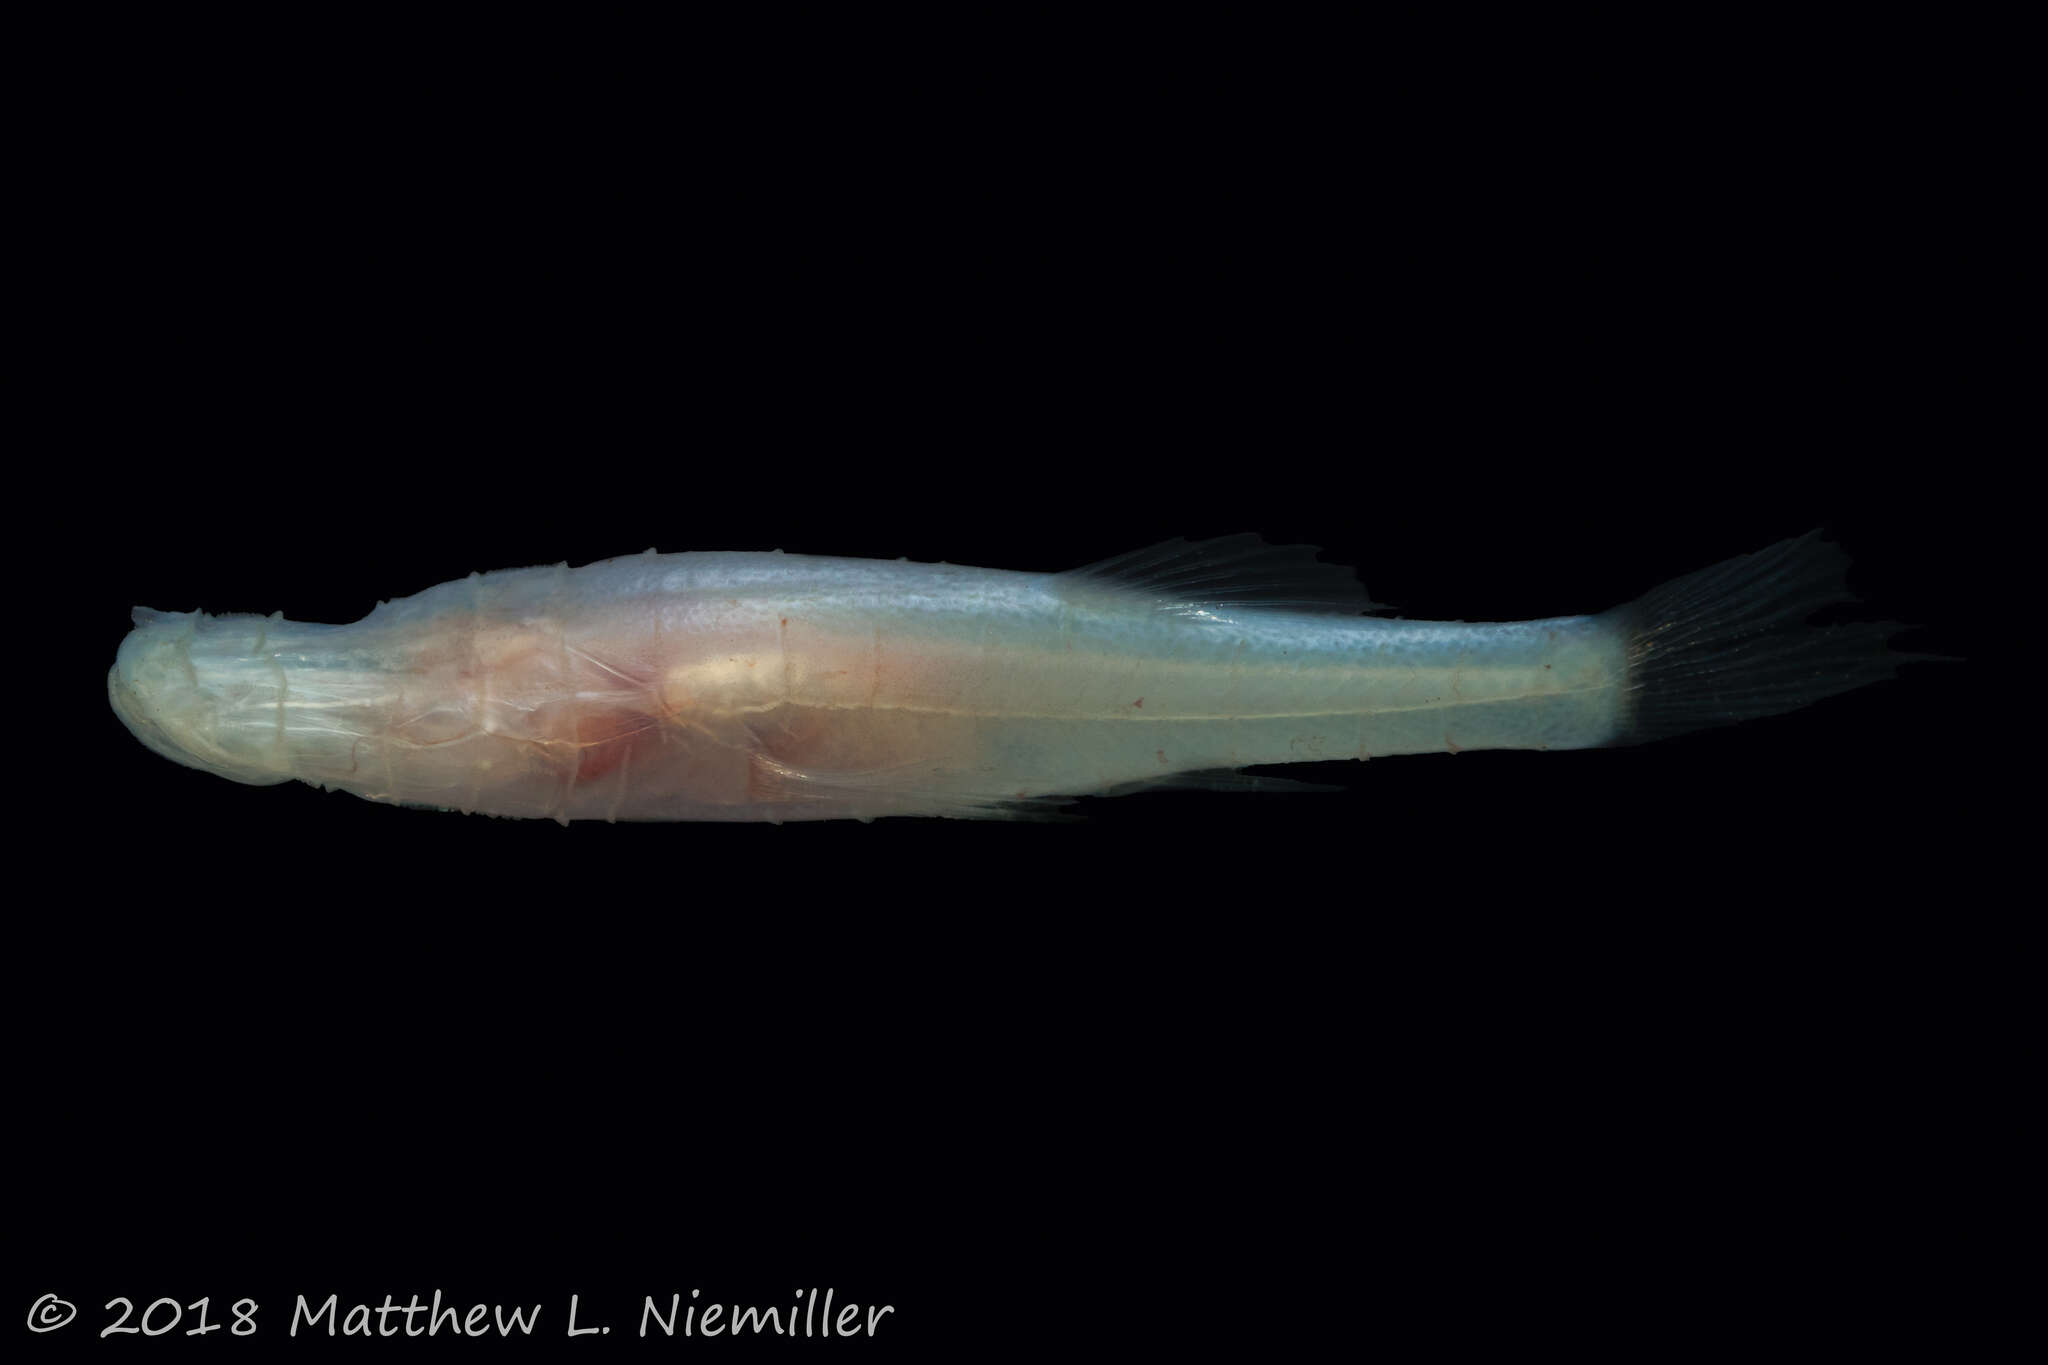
top-left (107, 534), bottom-right (1896, 822)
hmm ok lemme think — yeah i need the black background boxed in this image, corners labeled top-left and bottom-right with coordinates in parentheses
top-left (15, 12), bottom-right (2004, 1358)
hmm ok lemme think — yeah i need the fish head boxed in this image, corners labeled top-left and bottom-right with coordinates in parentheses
top-left (109, 608), bottom-right (294, 786)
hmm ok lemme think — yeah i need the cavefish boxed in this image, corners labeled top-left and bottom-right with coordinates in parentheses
top-left (107, 533), bottom-right (1904, 822)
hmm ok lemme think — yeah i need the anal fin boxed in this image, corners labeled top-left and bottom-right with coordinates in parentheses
top-left (745, 752), bottom-right (1079, 821)
top-left (1094, 768), bottom-right (1345, 799)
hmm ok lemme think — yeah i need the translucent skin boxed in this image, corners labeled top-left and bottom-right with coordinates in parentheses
top-left (108, 550), bottom-right (1626, 821)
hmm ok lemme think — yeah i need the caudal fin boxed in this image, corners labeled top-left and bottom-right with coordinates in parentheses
top-left (1604, 531), bottom-right (1914, 744)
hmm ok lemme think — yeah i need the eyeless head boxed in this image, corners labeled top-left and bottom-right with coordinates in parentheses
top-left (109, 609), bottom-right (292, 786)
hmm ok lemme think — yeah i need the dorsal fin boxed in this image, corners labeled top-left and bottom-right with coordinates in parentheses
top-left (1057, 533), bottom-right (1384, 616)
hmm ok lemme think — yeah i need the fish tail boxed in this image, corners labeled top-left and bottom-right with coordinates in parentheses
top-left (1602, 531), bottom-right (1917, 744)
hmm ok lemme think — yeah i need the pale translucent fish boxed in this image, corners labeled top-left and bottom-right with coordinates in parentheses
top-left (107, 534), bottom-right (1903, 822)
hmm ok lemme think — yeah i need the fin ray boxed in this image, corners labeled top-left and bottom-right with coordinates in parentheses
top-left (1058, 534), bottom-right (1385, 617)
top-left (1606, 530), bottom-right (1923, 743)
